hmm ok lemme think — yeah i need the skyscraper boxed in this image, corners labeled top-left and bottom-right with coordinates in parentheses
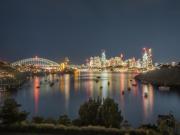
top-left (142, 48), bottom-right (153, 70)
top-left (101, 50), bottom-right (106, 67)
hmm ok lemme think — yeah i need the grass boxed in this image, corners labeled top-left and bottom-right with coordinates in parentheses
top-left (0, 123), bottom-right (160, 135)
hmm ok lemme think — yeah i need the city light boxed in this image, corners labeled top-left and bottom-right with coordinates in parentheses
top-left (83, 48), bottom-right (154, 72)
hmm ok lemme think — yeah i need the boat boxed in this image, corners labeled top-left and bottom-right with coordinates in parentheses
top-left (108, 81), bottom-right (110, 86)
top-left (50, 82), bottom-right (54, 87)
top-left (158, 86), bottom-right (170, 91)
top-left (122, 91), bottom-right (125, 95)
top-left (144, 92), bottom-right (148, 98)
top-left (95, 79), bottom-right (99, 83)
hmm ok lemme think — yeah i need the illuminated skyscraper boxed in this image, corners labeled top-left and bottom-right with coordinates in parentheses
top-left (64, 57), bottom-right (70, 68)
top-left (142, 48), bottom-right (153, 70)
top-left (101, 50), bottom-right (106, 67)
top-left (142, 48), bottom-right (148, 68)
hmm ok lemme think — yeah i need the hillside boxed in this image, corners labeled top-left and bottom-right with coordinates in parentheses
top-left (135, 65), bottom-right (180, 87)
top-left (0, 61), bottom-right (20, 79)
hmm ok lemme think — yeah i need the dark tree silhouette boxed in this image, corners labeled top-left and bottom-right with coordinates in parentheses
top-left (58, 115), bottom-right (71, 126)
top-left (98, 98), bottom-right (123, 128)
top-left (79, 98), bottom-right (101, 125)
top-left (0, 98), bottom-right (28, 125)
top-left (78, 97), bottom-right (123, 128)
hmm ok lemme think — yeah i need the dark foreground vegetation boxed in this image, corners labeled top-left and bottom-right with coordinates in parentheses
top-left (0, 98), bottom-right (179, 135)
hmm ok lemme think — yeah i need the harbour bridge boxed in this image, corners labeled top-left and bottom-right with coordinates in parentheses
top-left (11, 57), bottom-right (60, 69)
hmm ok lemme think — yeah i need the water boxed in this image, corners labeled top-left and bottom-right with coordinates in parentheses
top-left (0, 72), bottom-right (180, 127)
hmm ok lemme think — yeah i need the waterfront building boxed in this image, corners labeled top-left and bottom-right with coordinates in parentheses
top-left (109, 57), bottom-right (123, 67)
top-left (89, 56), bottom-right (102, 68)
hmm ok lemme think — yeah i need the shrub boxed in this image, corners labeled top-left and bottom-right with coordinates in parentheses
top-left (0, 98), bottom-right (28, 125)
top-left (58, 115), bottom-right (71, 126)
top-left (78, 98), bottom-right (123, 128)
top-left (44, 117), bottom-right (57, 124)
top-left (32, 116), bottom-right (44, 124)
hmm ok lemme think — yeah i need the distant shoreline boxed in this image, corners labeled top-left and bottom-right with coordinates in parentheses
top-left (135, 66), bottom-right (180, 89)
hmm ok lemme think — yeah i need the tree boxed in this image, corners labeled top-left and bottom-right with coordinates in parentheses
top-left (58, 115), bottom-right (71, 126)
top-left (78, 98), bottom-right (123, 128)
top-left (44, 117), bottom-right (57, 124)
top-left (0, 98), bottom-right (28, 125)
top-left (32, 116), bottom-right (44, 124)
top-left (79, 98), bottom-right (101, 125)
top-left (98, 98), bottom-right (123, 128)
top-left (72, 118), bottom-right (82, 126)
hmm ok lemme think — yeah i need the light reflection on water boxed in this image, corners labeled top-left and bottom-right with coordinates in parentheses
top-left (34, 77), bottom-right (40, 114)
top-left (1, 72), bottom-right (180, 127)
top-left (142, 84), bottom-right (154, 122)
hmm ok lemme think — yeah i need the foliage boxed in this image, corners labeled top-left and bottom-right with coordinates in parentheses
top-left (0, 98), bottom-right (28, 125)
top-left (58, 115), bottom-right (71, 126)
top-left (72, 118), bottom-right (82, 126)
top-left (79, 98), bottom-right (101, 125)
top-left (98, 98), bottom-right (123, 128)
top-left (0, 124), bottom-right (149, 135)
top-left (78, 97), bottom-right (123, 128)
top-left (44, 117), bottom-right (57, 124)
top-left (139, 124), bottom-right (158, 131)
top-left (32, 116), bottom-right (44, 124)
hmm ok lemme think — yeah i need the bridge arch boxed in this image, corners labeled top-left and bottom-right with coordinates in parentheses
top-left (11, 57), bottom-right (59, 69)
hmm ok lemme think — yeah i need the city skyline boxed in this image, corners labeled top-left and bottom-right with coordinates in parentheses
top-left (1, 0), bottom-right (180, 63)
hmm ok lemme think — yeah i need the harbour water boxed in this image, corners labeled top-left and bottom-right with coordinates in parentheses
top-left (0, 72), bottom-right (180, 127)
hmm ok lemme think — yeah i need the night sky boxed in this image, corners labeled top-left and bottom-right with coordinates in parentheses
top-left (0, 0), bottom-right (180, 64)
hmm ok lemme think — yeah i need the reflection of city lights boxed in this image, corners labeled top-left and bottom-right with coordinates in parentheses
top-left (127, 73), bottom-right (131, 89)
top-left (119, 73), bottom-right (125, 108)
top-left (142, 85), bottom-right (149, 118)
top-left (132, 82), bottom-right (138, 96)
top-left (64, 75), bottom-right (70, 110)
top-left (34, 77), bottom-right (40, 114)
top-left (142, 84), bottom-right (154, 120)
top-left (59, 76), bottom-right (65, 92)
top-left (59, 74), bottom-right (70, 111)
top-left (149, 85), bottom-right (154, 112)
top-left (101, 71), bottom-right (109, 99)
top-left (86, 73), bottom-right (94, 98)
top-left (74, 71), bottom-right (80, 91)
top-left (120, 73), bottom-right (125, 92)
